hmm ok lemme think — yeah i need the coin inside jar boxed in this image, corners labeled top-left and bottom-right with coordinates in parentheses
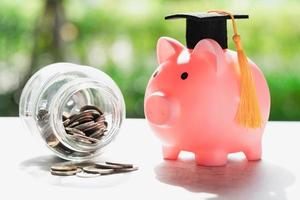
top-left (62, 105), bottom-right (108, 144)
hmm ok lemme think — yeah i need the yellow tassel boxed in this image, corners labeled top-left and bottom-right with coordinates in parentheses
top-left (209, 10), bottom-right (262, 128)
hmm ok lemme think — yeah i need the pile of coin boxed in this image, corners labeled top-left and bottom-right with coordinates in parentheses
top-left (50, 161), bottom-right (138, 178)
top-left (62, 105), bottom-right (108, 144)
top-left (37, 105), bottom-right (108, 158)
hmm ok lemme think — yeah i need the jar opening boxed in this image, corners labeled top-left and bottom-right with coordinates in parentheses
top-left (49, 79), bottom-right (124, 159)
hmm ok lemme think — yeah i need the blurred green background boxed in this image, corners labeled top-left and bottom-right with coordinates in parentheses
top-left (0, 0), bottom-right (300, 120)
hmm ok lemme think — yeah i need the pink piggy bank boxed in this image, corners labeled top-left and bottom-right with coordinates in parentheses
top-left (144, 37), bottom-right (270, 166)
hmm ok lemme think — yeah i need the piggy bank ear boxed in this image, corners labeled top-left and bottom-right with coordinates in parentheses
top-left (192, 39), bottom-right (225, 75)
top-left (157, 37), bottom-right (185, 64)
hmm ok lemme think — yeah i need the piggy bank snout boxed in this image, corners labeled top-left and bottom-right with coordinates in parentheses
top-left (145, 92), bottom-right (174, 125)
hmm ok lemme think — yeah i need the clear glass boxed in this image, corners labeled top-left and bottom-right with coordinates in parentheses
top-left (19, 63), bottom-right (125, 161)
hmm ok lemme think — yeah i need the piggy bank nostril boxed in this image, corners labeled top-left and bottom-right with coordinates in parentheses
top-left (145, 94), bottom-right (171, 125)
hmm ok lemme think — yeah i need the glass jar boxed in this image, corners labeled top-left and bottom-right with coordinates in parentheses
top-left (19, 63), bottom-right (125, 161)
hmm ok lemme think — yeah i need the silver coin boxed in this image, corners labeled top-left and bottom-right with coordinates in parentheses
top-left (51, 164), bottom-right (78, 171)
top-left (105, 161), bottom-right (133, 168)
top-left (94, 163), bottom-right (124, 169)
top-left (73, 162), bottom-right (95, 168)
top-left (114, 166), bottom-right (139, 173)
top-left (50, 169), bottom-right (79, 176)
top-left (83, 166), bottom-right (114, 175)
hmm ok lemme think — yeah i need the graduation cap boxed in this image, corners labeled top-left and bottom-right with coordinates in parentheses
top-left (165, 11), bottom-right (262, 128)
top-left (165, 12), bottom-right (248, 49)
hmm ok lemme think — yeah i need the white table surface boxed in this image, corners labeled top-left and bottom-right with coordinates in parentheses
top-left (1, 118), bottom-right (300, 200)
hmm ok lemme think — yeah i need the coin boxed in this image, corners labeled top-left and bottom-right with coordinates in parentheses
top-left (94, 163), bottom-right (124, 169)
top-left (69, 112), bottom-right (92, 125)
top-left (80, 105), bottom-right (103, 115)
top-left (96, 116), bottom-right (108, 128)
top-left (76, 115), bottom-right (94, 124)
top-left (46, 134), bottom-right (60, 147)
top-left (63, 119), bottom-right (70, 127)
top-left (82, 109), bottom-right (101, 119)
top-left (61, 105), bottom-right (107, 146)
top-left (113, 166), bottom-right (139, 173)
top-left (50, 168), bottom-right (80, 176)
top-left (51, 164), bottom-right (77, 171)
top-left (89, 129), bottom-right (105, 139)
top-left (62, 112), bottom-right (71, 121)
top-left (50, 160), bottom-right (138, 178)
top-left (95, 121), bottom-right (107, 129)
top-left (68, 121), bottom-right (80, 128)
top-left (95, 115), bottom-right (105, 122)
top-left (73, 162), bottom-right (95, 168)
top-left (83, 166), bottom-right (114, 175)
top-left (105, 161), bottom-right (133, 168)
top-left (65, 127), bottom-right (86, 136)
top-left (83, 123), bottom-right (102, 135)
top-left (72, 121), bottom-right (95, 131)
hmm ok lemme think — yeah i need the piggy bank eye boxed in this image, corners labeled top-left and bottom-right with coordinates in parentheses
top-left (153, 71), bottom-right (158, 78)
top-left (181, 72), bottom-right (188, 80)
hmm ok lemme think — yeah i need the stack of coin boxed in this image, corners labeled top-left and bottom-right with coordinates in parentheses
top-left (51, 164), bottom-right (81, 176)
top-left (50, 161), bottom-right (138, 178)
top-left (62, 105), bottom-right (108, 144)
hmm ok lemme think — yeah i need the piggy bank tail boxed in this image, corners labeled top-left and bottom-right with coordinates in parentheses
top-left (209, 10), bottom-right (263, 128)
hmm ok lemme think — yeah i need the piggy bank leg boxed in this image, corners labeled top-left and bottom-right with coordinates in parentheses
top-left (162, 146), bottom-right (180, 160)
top-left (243, 141), bottom-right (262, 161)
top-left (195, 150), bottom-right (228, 166)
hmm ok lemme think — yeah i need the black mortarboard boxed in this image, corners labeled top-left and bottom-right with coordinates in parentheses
top-left (165, 12), bottom-right (248, 49)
